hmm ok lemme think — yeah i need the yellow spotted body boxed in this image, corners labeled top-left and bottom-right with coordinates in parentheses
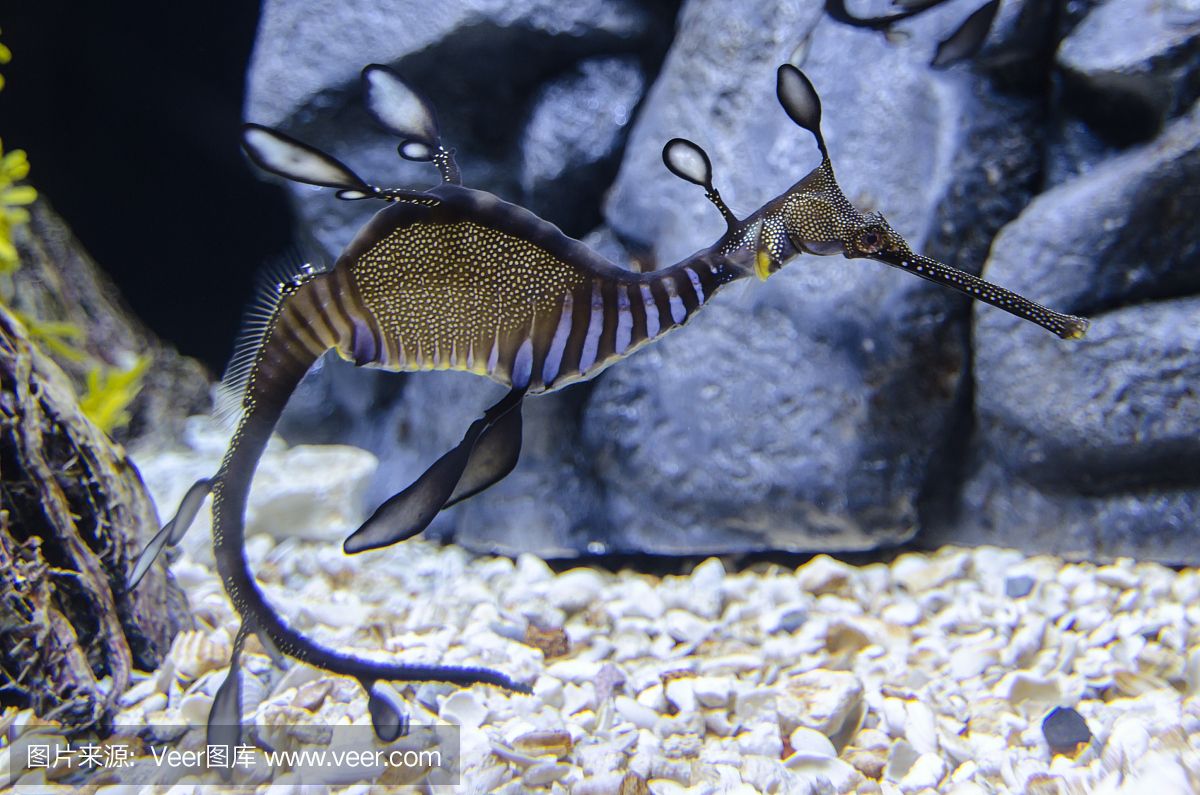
top-left (289, 185), bottom-right (747, 395)
top-left (352, 220), bottom-right (585, 375)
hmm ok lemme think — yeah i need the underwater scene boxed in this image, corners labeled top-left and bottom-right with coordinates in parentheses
top-left (1, 0), bottom-right (1199, 791)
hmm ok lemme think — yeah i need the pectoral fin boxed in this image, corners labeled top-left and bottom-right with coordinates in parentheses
top-left (366, 681), bottom-right (411, 742)
top-left (443, 399), bottom-right (523, 508)
top-left (344, 434), bottom-right (479, 554)
top-left (127, 478), bottom-right (213, 589)
top-left (343, 389), bottom-right (525, 554)
top-left (207, 623), bottom-right (248, 752)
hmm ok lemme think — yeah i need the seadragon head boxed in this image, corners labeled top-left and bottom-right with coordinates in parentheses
top-left (663, 65), bottom-right (1089, 340)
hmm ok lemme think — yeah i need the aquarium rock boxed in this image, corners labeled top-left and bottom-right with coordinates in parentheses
top-left (241, 0), bottom-right (1199, 561)
top-left (946, 102), bottom-right (1200, 561)
top-left (1057, 0), bottom-right (1200, 144)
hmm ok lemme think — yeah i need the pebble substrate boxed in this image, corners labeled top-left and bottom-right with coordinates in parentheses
top-left (7, 543), bottom-right (1200, 793)
top-left (6, 433), bottom-right (1199, 793)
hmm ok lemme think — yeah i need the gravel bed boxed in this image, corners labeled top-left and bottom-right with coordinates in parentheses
top-left (5, 436), bottom-right (1198, 793)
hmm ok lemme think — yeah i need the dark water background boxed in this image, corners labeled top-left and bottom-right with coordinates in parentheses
top-left (1, 2), bottom-right (289, 372)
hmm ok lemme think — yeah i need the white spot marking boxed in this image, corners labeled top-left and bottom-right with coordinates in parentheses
top-left (664, 278), bottom-right (685, 324)
top-left (487, 333), bottom-right (499, 375)
top-left (685, 267), bottom-right (705, 305)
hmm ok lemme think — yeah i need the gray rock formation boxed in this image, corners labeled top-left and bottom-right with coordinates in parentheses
top-left (581, 0), bottom-right (1047, 554)
top-left (244, 0), bottom-right (1200, 561)
top-left (1057, 0), bottom-right (1200, 144)
top-left (931, 103), bottom-right (1200, 561)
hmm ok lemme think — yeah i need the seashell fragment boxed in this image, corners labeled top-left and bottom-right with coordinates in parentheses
top-left (524, 623), bottom-right (570, 659)
top-left (166, 630), bottom-right (230, 683)
top-left (513, 729), bottom-right (574, 758)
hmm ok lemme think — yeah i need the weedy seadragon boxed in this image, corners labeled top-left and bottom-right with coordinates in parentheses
top-left (131, 64), bottom-right (1087, 745)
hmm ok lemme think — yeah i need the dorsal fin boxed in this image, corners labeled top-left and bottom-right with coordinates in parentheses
top-left (931, 0), bottom-right (999, 68)
top-left (215, 252), bottom-right (322, 427)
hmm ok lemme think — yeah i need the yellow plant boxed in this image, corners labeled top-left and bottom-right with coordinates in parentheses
top-left (0, 141), bottom-right (35, 275)
top-left (79, 355), bottom-right (152, 434)
top-left (0, 27), bottom-right (9, 90)
top-left (0, 29), bottom-right (147, 434)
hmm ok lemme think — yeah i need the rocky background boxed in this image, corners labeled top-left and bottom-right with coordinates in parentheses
top-left (236, 0), bottom-right (1200, 563)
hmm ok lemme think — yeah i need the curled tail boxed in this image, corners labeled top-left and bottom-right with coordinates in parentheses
top-left (205, 268), bottom-right (527, 747)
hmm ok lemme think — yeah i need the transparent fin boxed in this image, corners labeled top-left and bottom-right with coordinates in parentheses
top-left (662, 138), bottom-right (713, 188)
top-left (443, 399), bottom-right (523, 508)
top-left (362, 65), bottom-right (441, 146)
top-left (166, 478), bottom-right (214, 544)
top-left (776, 65), bottom-right (827, 158)
top-left (343, 389), bottom-right (525, 554)
top-left (662, 138), bottom-right (738, 228)
top-left (242, 124), bottom-right (372, 192)
top-left (128, 477), bottom-right (213, 588)
top-left (367, 682), bottom-right (411, 742)
top-left (207, 623), bottom-right (248, 752)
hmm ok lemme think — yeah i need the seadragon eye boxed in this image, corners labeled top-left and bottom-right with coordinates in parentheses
top-left (858, 229), bottom-right (884, 254)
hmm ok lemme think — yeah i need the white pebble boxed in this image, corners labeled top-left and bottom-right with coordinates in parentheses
top-left (664, 678), bottom-right (697, 714)
top-left (521, 760), bottom-right (571, 787)
top-left (664, 609), bottom-right (712, 644)
top-left (902, 751), bottom-right (948, 790)
top-left (547, 568), bottom-right (607, 613)
top-left (440, 691), bottom-right (487, 729)
top-left (737, 721), bottom-right (783, 758)
top-left (795, 555), bottom-right (854, 594)
top-left (692, 676), bottom-right (732, 709)
top-left (906, 700), bottom-right (939, 755)
top-left (614, 696), bottom-right (658, 730)
top-left (788, 727), bottom-right (836, 758)
top-left (545, 659), bottom-right (602, 683)
top-left (882, 600), bottom-right (923, 626)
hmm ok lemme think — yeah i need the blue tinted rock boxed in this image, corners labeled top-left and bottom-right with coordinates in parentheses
top-left (584, 0), bottom-right (1040, 554)
top-left (520, 57), bottom-right (645, 235)
top-left (962, 106), bottom-right (1200, 560)
top-left (1057, 0), bottom-right (1200, 143)
top-left (1042, 706), bottom-right (1092, 756)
